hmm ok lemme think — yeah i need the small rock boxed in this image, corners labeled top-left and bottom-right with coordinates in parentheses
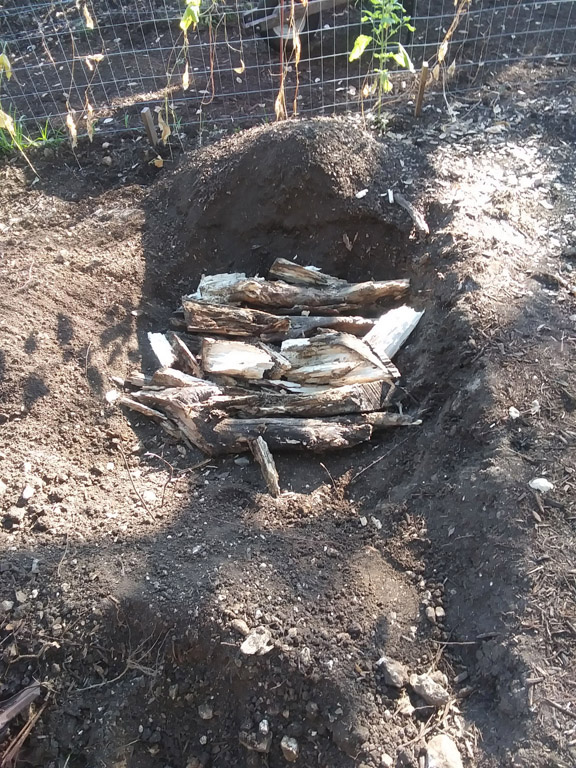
top-left (21, 484), bottom-right (35, 502)
top-left (230, 618), bottom-right (251, 637)
top-left (102, 155), bottom-right (113, 166)
top-left (0, 600), bottom-right (14, 613)
top-left (259, 719), bottom-right (270, 735)
top-left (359, 516), bottom-right (368, 527)
top-left (426, 606), bottom-right (437, 624)
top-left (305, 701), bottom-right (319, 719)
top-left (234, 456), bottom-right (250, 467)
top-left (15, 590), bottom-right (27, 604)
top-left (381, 754), bottom-right (393, 767)
top-left (435, 606), bottom-right (446, 621)
top-left (425, 734), bottom-right (463, 768)
top-left (239, 729), bottom-right (272, 754)
top-left (410, 673), bottom-right (451, 706)
top-left (396, 690), bottom-right (415, 716)
top-left (280, 735), bottom-right (299, 762)
top-left (529, 477), bottom-right (554, 493)
top-left (0, 479), bottom-right (7, 497)
top-left (347, 621), bottom-right (362, 639)
top-left (198, 704), bottom-right (213, 720)
top-left (376, 655), bottom-right (409, 688)
top-left (4, 507), bottom-right (25, 525)
top-left (508, 406), bottom-right (520, 420)
top-left (102, 142), bottom-right (111, 149)
top-left (325, 546), bottom-right (340, 558)
top-left (142, 489), bottom-right (157, 503)
top-left (240, 627), bottom-right (273, 656)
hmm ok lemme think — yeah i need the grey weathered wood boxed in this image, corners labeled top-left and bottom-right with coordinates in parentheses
top-left (251, 437), bottom-right (281, 497)
top-left (119, 396), bottom-right (167, 420)
top-left (170, 333), bottom-right (202, 377)
top-left (268, 258), bottom-right (345, 287)
top-left (182, 299), bottom-right (290, 337)
top-left (141, 106), bottom-right (158, 146)
top-left (364, 306), bottom-right (425, 360)
top-left (201, 338), bottom-right (277, 379)
top-left (151, 367), bottom-right (208, 388)
top-left (262, 315), bottom-right (376, 342)
top-left (191, 273), bottom-right (409, 309)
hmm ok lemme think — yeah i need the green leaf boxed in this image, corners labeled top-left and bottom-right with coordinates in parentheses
top-left (379, 70), bottom-right (393, 93)
top-left (349, 34), bottom-right (372, 62)
top-left (0, 53), bottom-right (11, 80)
top-left (391, 43), bottom-right (414, 72)
top-left (180, 0), bottom-right (200, 32)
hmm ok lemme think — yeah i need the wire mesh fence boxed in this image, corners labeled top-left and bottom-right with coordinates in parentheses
top-left (0, 0), bottom-right (575, 144)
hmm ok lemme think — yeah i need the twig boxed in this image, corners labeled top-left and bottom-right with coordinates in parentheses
top-left (84, 342), bottom-right (92, 378)
top-left (144, 452), bottom-right (174, 507)
top-left (545, 699), bottom-right (576, 720)
top-left (393, 191), bottom-right (430, 235)
top-left (351, 434), bottom-right (412, 482)
top-left (117, 443), bottom-right (155, 521)
top-left (540, 272), bottom-right (576, 298)
top-left (57, 533), bottom-right (69, 577)
top-left (1, 697), bottom-right (48, 768)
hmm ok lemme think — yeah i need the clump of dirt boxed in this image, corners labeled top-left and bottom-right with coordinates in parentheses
top-left (1, 114), bottom-right (576, 768)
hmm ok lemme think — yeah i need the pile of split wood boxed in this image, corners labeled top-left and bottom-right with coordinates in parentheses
top-left (118, 259), bottom-right (423, 494)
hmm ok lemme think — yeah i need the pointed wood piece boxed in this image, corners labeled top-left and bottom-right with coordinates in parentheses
top-left (182, 299), bottom-right (290, 337)
top-left (251, 437), bottom-right (281, 497)
top-left (268, 258), bottom-right (345, 287)
top-left (364, 306), bottom-right (425, 360)
top-left (119, 396), bottom-right (167, 420)
top-left (148, 332), bottom-right (176, 368)
top-left (170, 332), bottom-right (202, 377)
top-left (151, 367), bottom-right (208, 388)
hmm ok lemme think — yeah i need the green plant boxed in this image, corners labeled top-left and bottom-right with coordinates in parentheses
top-left (0, 113), bottom-right (64, 155)
top-left (349, 0), bottom-right (415, 111)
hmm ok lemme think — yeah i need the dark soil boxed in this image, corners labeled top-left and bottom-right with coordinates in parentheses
top-left (1, 98), bottom-right (576, 768)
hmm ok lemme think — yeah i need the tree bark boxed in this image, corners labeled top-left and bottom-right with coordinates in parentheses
top-left (182, 299), bottom-right (290, 337)
top-left (268, 258), bottom-right (345, 287)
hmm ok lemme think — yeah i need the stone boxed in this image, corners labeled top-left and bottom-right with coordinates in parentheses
top-left (425, 734), bottom-right (463, 768)
top-left (21, 484), bottom-right (35, 502)
top-left (425, 606), bottom-right (437, 624)
top-left (230, 618), bottom-right (250, 636)
top-left (239, 627), bottom-right (273, 656)
top-left (376, 655), bottom-right (409, 688)
top-left (102, 156), bottom-right (113, 166)
top-left (435, 606), bottom-right (446, 621)
top-left (381, 754), bottom-right (393, 767)
top-left (239, 729), bottom-right (272, 754)
top-left (331, 720), bottom-right (369, 757)
top-left (198, 704), bottom-right (213, 720)
top-left (4, 507), bottom-right (25, 525)
top-left (410, 673), bottom-right (451, 706)
top-left (280, 736), bottom-right (299, 762)
top-left (0, 600), bottom-right (14, 613)
top-left (0, 479), bottom-right (7, 497)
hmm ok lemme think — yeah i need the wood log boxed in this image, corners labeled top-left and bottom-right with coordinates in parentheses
top-left (148, 332), bottom-right (176, 368)
top-left (133, 381), bottom-right (223, 414)
top-left (174, 412), bottom-right (419, 456)
top-left (268, 258), bottom-right (345, 287)
top-left (364, 306), bottom-right (425, 361)
top-left (151, 367), bottom-right (208, 388)
top-left (182, 299), bottom-right (290, 337)
top-left (262, 315), bottom-right (376, 342)
top-left (280, 332), bottom-right (399, 386)
top-left (190, 273), bottom-right (409, 309)
top-left (119, 396), bottom-right (168, 421)
top-left (251, 437), bottom-right (281, 497)
top-left (201, 338), bottom-right (278, 379)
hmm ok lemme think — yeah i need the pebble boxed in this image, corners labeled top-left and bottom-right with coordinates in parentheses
top-left (0, 479), bottom-right (7, 497)
top-left (240, 627), bottom-right (273, 656)
top-left (102, 155), bottom-right (113, 166)
top-left (142, 489), bottom-right (157, 503)
top-left (376, 655), bottom-right (409, 688)
top-left (425, 734), bottom-right (463, 768)
top-left (381, 754), bottom-right (393, 767)
top-left (234, 457), bottom-right (250, 466)
top-left (280, 735), bottom-right (299, 762)
top-left (21, 484), bottom-right (35, 501)
top-left (410, 673), bottom-right (451, 706)
top-left (435, 606), bottom-right (446, 621)
top-left (230, 618), bottom-right (250, 637)
top-left (198, 704), bottom-right (213, 720)
top-left (426, 606), bottom-right (437, 624)
top-left (5, 507), bottom-right (25, 524)
top-left (0, 600), bottom-right (14, 613)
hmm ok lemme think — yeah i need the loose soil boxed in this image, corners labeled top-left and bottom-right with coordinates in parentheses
top-left (1, 90), bottom-right (576, 768)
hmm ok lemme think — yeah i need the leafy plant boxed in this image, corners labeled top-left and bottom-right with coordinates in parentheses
top-left (349, 0), bottom-right (415, 111)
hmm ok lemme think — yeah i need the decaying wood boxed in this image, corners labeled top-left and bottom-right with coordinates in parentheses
top-left (280, 332), bottom-right (399, 386)
top-left (364, 306), bottom-right (425, 360)
top-left (182, 299), bottom-right (290, 337)
top-left (125, 371), bottom-right (151, 388)
top-left (262, 314), bottom-right (376, 342)
top-left (191, 273), bottom-right (409, 309)
top-left (393, 192), bottom-right (429, 236)
top-left (0, 683), bottom-right (41, 731)
top-left (174, 411), bottom-right (420, 456)
top-left (251, 436), bottom-right (281, 497)
top-left (151, 367), bottom-right (208, 388)
top-left (148, 332), bottom-right (176, 368)
top-left (119, 396), bottom-right (168, 421)
top-left (134, 381), bottom-right (223, 413)
top-left (170, 333), bottom-right (202, 377)
top-left (202, 338), bottom-right (277, 379)
top-left (268, 258), bottom-right (345, 287)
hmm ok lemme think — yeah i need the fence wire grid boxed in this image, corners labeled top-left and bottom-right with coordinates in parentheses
top-left (0, 0), bottom-right (575, 142)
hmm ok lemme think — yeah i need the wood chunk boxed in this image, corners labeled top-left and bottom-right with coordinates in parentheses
top-left (251, 436), bottom-right (281, 497)
top-left (126, 371), bottom-right (152, 388)
top-left (151, 367), bottom-right (208, 388)
top-left (262, 315), bottom-right (376, 342)
top-left (182, 299), bottom-right (290, 337)
top-left (170, 333), bottom-right (202, 377)
top-left (119, 396), bottom-right (167, 420)
top-left (364, 306), bottom-right (425, 360)
top-left (280, 332), bottom-right (399, 386)
top-left (268, 258), bottom-right (345, 287)
top-left (189, 273), bottom-right (409, 309)
top-left (148, 332), bottom-right (176, 368)
top-left (202, 338), bottom-right (277, 379)
top-left (134, 381), bottom-right (223, 413)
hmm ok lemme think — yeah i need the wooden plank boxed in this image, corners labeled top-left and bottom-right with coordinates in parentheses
top-left (201, 338), bottom-right (277, 379)
top-left (364, 306), bottom-right (424, 360)
top-left (191, 273), bottom-right (409, 309)
top-left (251, 437), bottom-right (281, 497)
top-left (268, 258), bottom-right (345, 287)
top-left (182, 299), bottom-right (290, 337)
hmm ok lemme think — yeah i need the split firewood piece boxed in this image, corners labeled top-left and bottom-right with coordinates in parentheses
top-left (364, 306), bottom-right (425, 361)
top-left (151, 367), bottom-right (208, 388)
top-left (170, 332), bottom-right (202, 377)
top-left (189, 273), bottom-right (409, 309)
top-left (262, 315), bottom-right (376, 342)
top-left (148, 332), bottom-right (176, 368)
top-left (119, 396), bottom-right (168, 421)
top-left (226, 381), bottom-right (392, 418)
top-left (173, 412), bottom-right (420, 456)
top-left (251, 436), bottom-right (281, 497)
top-left (182, 299), bottom-right (290, 337)
top-left (125, 371), bottom-right (152, 388)
top-left (133, 381), bottom-right (223, 414)
top-left (202, 338), bottom-right (281, 379)
top-left (280, 332), bottom-right (399, 386)
top-left (268, 258), bottom-right (346, 287)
